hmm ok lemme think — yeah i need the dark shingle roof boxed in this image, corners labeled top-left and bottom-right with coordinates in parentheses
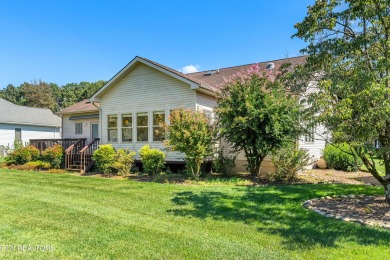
top-left (188, 56), bottom-right (307, 91)
top-left (58, 99), bottom-right (99, 115)
top-left (0, 98), bottom-right (61, 127)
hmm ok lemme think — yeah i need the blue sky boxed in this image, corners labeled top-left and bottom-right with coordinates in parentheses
top-left (0, 0), bottom-right (314, 88)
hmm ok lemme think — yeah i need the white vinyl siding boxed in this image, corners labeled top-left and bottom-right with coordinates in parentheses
top-left (61, 113), bottom-right (98, 143)
top-left (0, 123), bottom-right (60, 147)
top-left (100, 63), bottom-right (196, 161)
top-left (298, 124), bottom-right (327, 163)
top-left (196, 92), bottom-right (217, 110)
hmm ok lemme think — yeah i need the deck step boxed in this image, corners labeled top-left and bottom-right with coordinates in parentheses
top-left (65, 168), bottom-right (80, 171)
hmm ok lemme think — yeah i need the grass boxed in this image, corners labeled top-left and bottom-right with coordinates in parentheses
top-left (361, 159), bottom-right (385, 175)
top-left (0, 169), bottom-right (389, 259)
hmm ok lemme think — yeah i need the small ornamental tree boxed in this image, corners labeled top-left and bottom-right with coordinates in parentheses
top-left (215, 64), bottom-right (303, 177)
top-left (165, 109), bottom-right (215, 179)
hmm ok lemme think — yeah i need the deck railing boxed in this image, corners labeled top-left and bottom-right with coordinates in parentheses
top-left (29, 138), bottom-right (84, 153)
top-left (64, 139), bottom-right (87, 170)
top-left (79, 138), bottom-right (100, 174)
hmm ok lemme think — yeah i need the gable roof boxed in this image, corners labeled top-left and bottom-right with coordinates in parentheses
top-left (58, 99), bottom-right (99, 115)
top-left (90, 55), bottom-right (306, 100)
top-left (0, 98), bottom-right (61, 127)
top-left (90, 56), bottom-right (216, 100)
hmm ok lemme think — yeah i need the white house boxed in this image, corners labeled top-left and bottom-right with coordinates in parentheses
top-left (61, 56), bottom-right (326, 173)
top-left (0, 98), bottom-right (61, 153)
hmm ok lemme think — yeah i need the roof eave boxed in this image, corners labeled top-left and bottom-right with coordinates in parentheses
top-left (91, 56), bottom-right (201, 99)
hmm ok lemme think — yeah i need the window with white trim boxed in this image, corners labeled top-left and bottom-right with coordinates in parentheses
top-left (136, 112), bottom-right (148, 141)
top-left (108, 115), bottom-right (118, 142)
top-left (75, 123), bottom-right (83, 135)
top-left (304, 126), bottom-right (315, 143)
top-left (153, 111), bottom-right (165, 141)
top-left (122, 114), bottom-right (132, 142)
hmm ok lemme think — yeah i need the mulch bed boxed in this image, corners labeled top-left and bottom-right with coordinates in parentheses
top-left (298, 169), bottom-right (381, 186)
top-left (304, 195), bottom-right (390, 229)
top-left (299, 169), bottom-right (390, 229)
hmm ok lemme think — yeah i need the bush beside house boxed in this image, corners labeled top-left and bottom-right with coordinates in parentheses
top-left (323, 143), bottom-right (360, 172)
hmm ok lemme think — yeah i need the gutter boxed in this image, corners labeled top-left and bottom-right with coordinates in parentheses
top-left (90, 101), bottom-right (102, 141)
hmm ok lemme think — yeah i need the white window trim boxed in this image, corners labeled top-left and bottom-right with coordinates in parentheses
top-left (75, 122), bottom-right (83, 135)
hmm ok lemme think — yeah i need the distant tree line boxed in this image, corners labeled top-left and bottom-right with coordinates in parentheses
top-left (0, 80), bottom-right (106, 112)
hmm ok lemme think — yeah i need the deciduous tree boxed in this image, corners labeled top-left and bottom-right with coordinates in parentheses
top-left (293, 0), bottom-right (390, 204)
top-left (215, 65), bottom-right (303, 177)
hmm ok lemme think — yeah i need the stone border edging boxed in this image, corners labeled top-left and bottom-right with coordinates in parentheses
top-left (302, 195), bottom-right (390, 229)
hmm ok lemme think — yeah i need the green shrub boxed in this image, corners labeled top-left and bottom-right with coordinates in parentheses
top-left (93, 144), bottom-right (116, 175)
top-left (25, 160), bottom-right (51, 170)
top-left (269, 144), bottom-right (310, 182)
top-left (323, 143), bottom-right (360, 172)
top-left (6, 145), bottom-right (40, 165)
top-left (139, 145), bottom-right (165, 175)
top-left (212, 146), bottom-right (236, 176)
top-left (41, 144), bottom-right (64, 169)
top-left (113, 149), bottom-right (136, 176)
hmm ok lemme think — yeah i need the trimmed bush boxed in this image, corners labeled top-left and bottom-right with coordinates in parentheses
top-left (113, 149), bottom-right (136, 176)
top-left (6, 145), bottom-right (40, 165)
top-left (25, 161), bottom-right (51, 170)
top-left (93, 144), bottom-right (116, 175)
top-left (139, 145), bottom-right (165, 175)
top-left (269, 145), bottom-right (310, 182)
top-left (323, 143), bottom-right (359, 172)
top-left (42, 144), bottom-right (64, 169)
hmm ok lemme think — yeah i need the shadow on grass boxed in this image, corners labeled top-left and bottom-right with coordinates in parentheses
top-left (168, 184), bottom-right (390, 249)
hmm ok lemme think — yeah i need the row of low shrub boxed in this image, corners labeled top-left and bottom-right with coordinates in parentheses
top-left (4, 144), bottom-right (64, 170)
top-left (93, 144), bottom-right (166, 176)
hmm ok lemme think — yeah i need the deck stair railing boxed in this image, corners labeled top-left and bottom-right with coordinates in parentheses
top-left (78, 138), bottom-right (100, 174)
top-left (64, 138), bottom-right (87, 171)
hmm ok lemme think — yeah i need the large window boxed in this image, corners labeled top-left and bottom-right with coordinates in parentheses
top-left (122, 114), bottom-right (133, 142)
top-left (75, 123), bottom-right (83, 135)
top-left (108, 115), bottom-right (118, 142)
top-left (137, 112), bottom-right (148, 141)
top-left (153, 111), bottom-right (165, 141)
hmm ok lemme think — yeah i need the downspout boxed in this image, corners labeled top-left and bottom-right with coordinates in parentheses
top-left (91, 102), bottom-right (102, 141)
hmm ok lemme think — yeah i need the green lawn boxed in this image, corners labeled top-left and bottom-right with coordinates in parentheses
top-left (0, 169), bottom-right (389, 259)
top-left (361, 159), bottom-right (386, 175)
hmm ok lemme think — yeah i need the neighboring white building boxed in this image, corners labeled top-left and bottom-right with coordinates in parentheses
top-left (0, 98), bottom-right (61, 150)
top-left (61, 56), bottom-right (325, 174)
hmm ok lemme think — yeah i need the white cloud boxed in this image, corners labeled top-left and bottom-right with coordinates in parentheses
top-left (180, 64), bottom-right (200, 74)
